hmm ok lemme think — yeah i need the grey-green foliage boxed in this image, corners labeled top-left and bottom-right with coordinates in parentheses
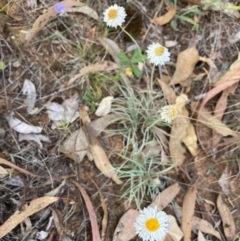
top-left (111, 87), bottom-right (175, 208)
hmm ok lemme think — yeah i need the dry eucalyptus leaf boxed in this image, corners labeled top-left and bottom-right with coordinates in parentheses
top-left (217, 194), bottom-right (236, 241)
top-left (113, 209), bottom-right (139, 241)
top-left (198, 108), bottom-right (237, 137)
top-left (152, 7), bottom-right (176, 25)
top-left (218, 167), bottom-right (231, 195)
top-left (182, 123), bottom-right (198, 156)
top-left (192, 216), bottom-right (222, 240)
top-left (198, 231), bottom-right (206, 241)
top-left (60, 113), bottom-right (120, 163)
top-left (95, 96), bottom-right (114, 117)
top-left (150, 183), bottom-right (180, 210)
top-left (169, 94), bottom-right (189, 166)
top-left (182, 187), bottom-right (197, 241)
top-left (157, 78), bottom-right (176, 104)
top-left (6, 112), bottom-right (42, 134)
top-left (170, 45), bottom-right (199, 86)
top-left (165, 215), bottom-right (183, 241)
top-left (0, 197), bottom-right (59, 238)
top-left (45, 179), bottom-right (66, 197)
top-left (80, 106), bottom-right (122, 184)
top-left (18, 133), bottom-right (50, 149)
top-left (66, 61), bottom-right (118, 86)
top-left (22, 79), bottom-right (37, 114)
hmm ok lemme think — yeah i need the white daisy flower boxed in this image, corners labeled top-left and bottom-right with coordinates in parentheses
top-left (103, 4), bottom-right (127, 28)
top-left (135, 206), bottom-right (168, 241)
top-left (160, 105), bottom-right (178, 124)
top-left (146, 43), bottom-right (170, 66)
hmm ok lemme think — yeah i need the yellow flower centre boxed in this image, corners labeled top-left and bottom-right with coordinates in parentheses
top-left (108, 9), bottom-right (118, 19)
top-left (170, 106), bottom-right (178, 117)
top-left (146, 218), bottom-right (160, 232)
top-left (155, 46), bottom-right (165, 56)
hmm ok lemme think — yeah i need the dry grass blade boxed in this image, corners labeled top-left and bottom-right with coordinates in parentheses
top-left (0, 197), bottom-right (59, 238)
top-left (182, 187), bottom-right (197, 241)
top-left (70, 179), bottom-right (101, 241)
top-left (217, 195), bottom-right (236, 241)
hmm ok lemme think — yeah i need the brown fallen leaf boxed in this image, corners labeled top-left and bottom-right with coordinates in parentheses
top-left (182, 187), bottom-right (197, 241)
top-left (165, 215), bottom-right (183, 241)
top-left (157, 78), bottom-right (176, 104)
top-left (182, 123), bottom-right (198, 157)
top-left (199, 54), bottom-right (240, 112)
top-left (113, 209), bottom-right (139, 241)
top-left (170, 45), bottom-right (199, 87)
top-left (169, 94), bottom-right (189, 166)
top-left (80, 106), bottom-right (122, 184)
top-left (150, 183), bottom-right (180, 210)
top-left (70, 179), bottom-right (101, 241)
top-left (192, 216), bottom-right (222, 240)
top-left (66, 61), bottom-right (118, 86)
top-left (152, 7), bottom-right (176, 25)
top-left (0, 197), bottom-right (59, 238)
top-left (197, 108), bottom-right (237, 137)
top-left (59, 113), bottom-right (120, 163)
top-left (87, 174), bottom-right (108, 240)
top-left (217, 194), bottom-right (236, 241)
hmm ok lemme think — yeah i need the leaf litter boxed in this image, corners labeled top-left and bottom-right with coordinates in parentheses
top-left (1, 0), bottom-right (240, 240)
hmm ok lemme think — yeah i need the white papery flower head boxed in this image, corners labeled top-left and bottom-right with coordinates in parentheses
top-left (146, 43), bottom-right (170, 66)
top-left (135, 206), bottom-right (168, 241)
top-left (103, 4), bottom-right (126, 28)
top-left (160, 105), bottom-right (178, 124)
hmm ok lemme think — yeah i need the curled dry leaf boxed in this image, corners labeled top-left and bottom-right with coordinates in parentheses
top-left (18, 133), bottom-right (50, 149)
top-left (198, 231), bottom-right (206, 241)
top-left (66, 61), bottom-right (118, 86)
top-left (113, 209), bottom-right (139, 241)
top-left (182, 187), bottom-right (197, 241)
top-left (6, 112), bottom-right (42, 134)
top-left (192, 216), bottom-right (222, 240)
top-left (0, 197), bottom-right (59, 238)
top-left (182, 123), bottom-right (198, 156)
top-left (95, 96), bottom-right (114, 116)
top-left (152, 7), bottom-right (176, 25)
top-left (22, 79), bottom-right (37, 114)
top-left (170, 45), bottom-right (199, 87)
top-left (169, 94), bottom-right (189, 166)
top-left (217, 194), bottom-right (236, 241)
